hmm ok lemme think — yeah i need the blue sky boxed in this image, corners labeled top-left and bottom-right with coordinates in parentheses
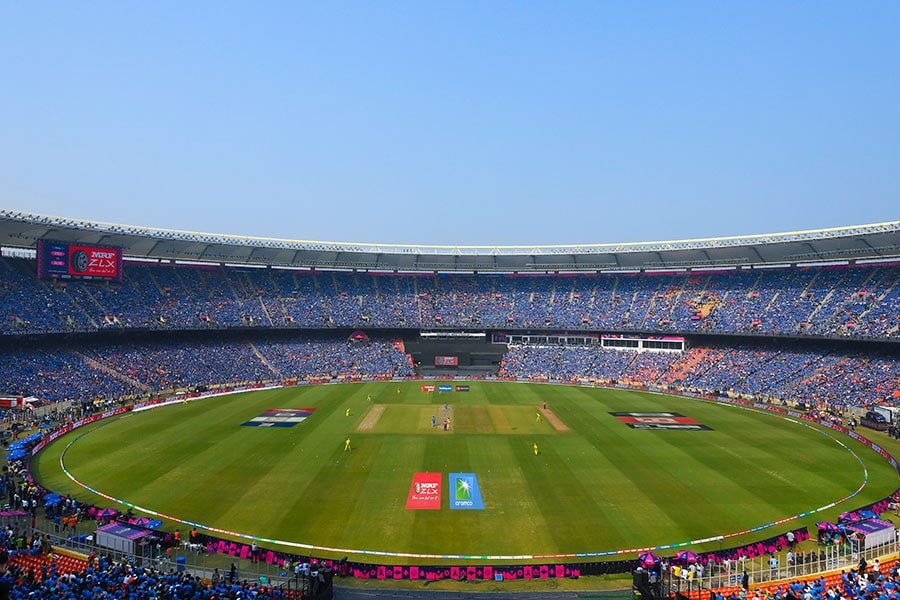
top-left (1, 2), bottom-right (897, 246)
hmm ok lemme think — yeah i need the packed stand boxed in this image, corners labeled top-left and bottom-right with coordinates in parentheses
top-left (1, 257), bottom-right (898, 340)
top-left (0, 335), bottom-right (894, 414)
top-left (0, 337), bottom-right (415, 405)
top-left (0, 549), bottom-right (299, 599)
top-left (499, 343), bottom-right (900, 412)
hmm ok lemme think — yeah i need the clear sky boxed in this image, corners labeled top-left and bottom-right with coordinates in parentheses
top-left (1, 2), bottom-right (897, 247)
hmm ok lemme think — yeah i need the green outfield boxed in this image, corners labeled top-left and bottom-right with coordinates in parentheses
top-left (31, 381), bottom-right (900, 564)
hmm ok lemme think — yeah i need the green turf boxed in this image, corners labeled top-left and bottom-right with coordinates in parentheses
top-left (31, 382), bottom-right (899, 563)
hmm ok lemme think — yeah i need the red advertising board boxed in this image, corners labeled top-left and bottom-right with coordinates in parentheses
top-left (67, 245), bottom-right (120, 278)
top-left (435, 356), bottom-right (459, 366)
top-left (405, 472), bottom-right (442, 510)
top-left (0, 397), bottom-right (23, 409)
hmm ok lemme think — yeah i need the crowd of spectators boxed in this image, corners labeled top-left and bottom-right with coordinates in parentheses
top-left (709, 558), bottom-right (900, 600)
top-left (499, 343), bottom-right (900, 411)
top-left (0, 337), bottom-right (415, 403)
top-left (0, 334), bottom-right (894, 411)
top-left (0, 349), bottom-right (136, 405)
top-left (0, 549), bottom-right (299, 599)
top-left (1, 258), bottom-right (898, 339)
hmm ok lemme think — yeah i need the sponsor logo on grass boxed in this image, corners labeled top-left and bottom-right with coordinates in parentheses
top-left (609, 412), bottom-right (712, 431)
top-left (242, 408), bottom-right (316, 428)
top-left (449, 472), bottom-right (485, 510)
top-left (406, 472), bottom-right (442, 509)
top-left (438, 385), bottom-right (453, 393)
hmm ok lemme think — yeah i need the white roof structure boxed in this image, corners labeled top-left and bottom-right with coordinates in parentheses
top-left (1, 209), bottom-right (898, 272)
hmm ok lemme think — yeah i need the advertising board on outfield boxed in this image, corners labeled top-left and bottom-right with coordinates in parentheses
top-left (438, 385), bottom-right (453, 393)
top-left (405, 472), bottom-right (442, 509)
top-left (242, 408), bottom-right (316, 428)
top-left (455, 385), bottom-right (470, 392)
top-left (610, 412), bottom-right (712, 431)
top-left (405, 473), bottom-right (486, 510)
top-left (449, 472), bottom-right (485, 510)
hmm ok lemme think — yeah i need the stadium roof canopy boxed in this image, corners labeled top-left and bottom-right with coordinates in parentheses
top-left (1, 210), bottom-right (899, 273)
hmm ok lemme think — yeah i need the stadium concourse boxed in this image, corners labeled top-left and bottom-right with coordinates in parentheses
top-left (0, 231), bottom-right (900, 598)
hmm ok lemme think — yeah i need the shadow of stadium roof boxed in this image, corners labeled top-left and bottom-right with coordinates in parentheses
top-left (2, 210), bottom-right (899, 273)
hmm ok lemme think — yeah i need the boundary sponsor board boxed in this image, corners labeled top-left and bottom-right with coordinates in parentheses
top-left (242, 408), bottom-right (316, 428)
top-left (609, 412), bottom-right (712, 431)
top-left (406, 472), bottom-right (442, 510)
top-left (449, 472), bottom-right (485, 510)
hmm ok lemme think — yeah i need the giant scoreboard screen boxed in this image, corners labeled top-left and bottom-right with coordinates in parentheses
top-left (37, 240), bottom-right (123, 282)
